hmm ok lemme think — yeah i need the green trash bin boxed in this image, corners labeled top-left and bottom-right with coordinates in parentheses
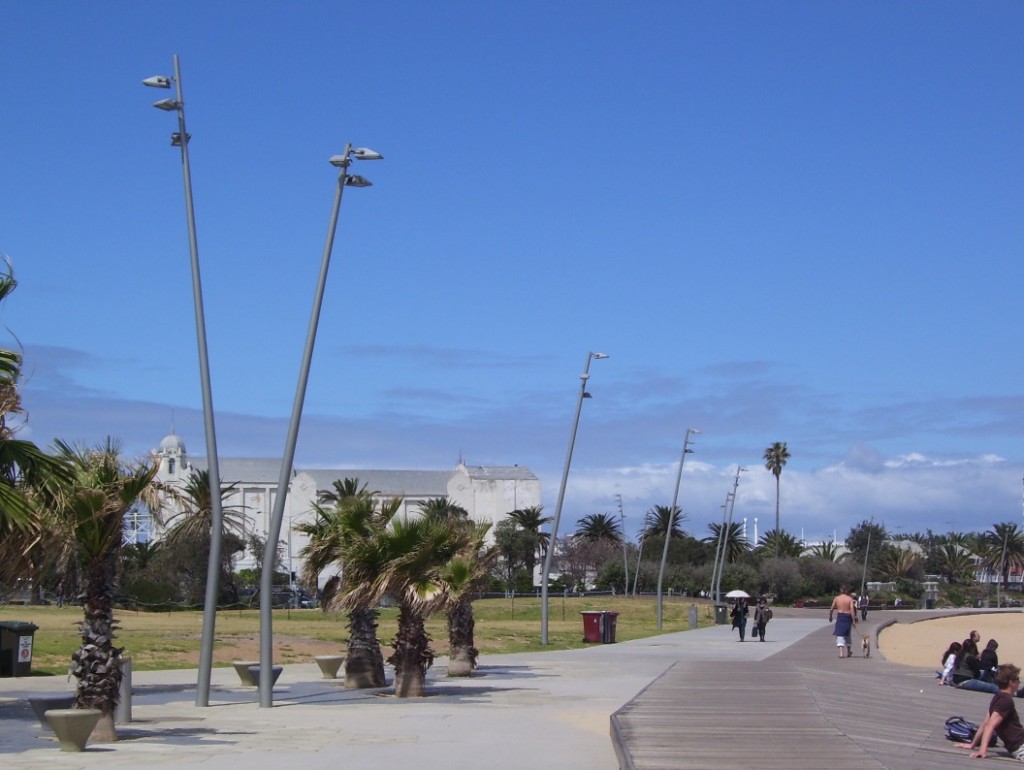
top-left (0, 621), bottom-right (39, 677)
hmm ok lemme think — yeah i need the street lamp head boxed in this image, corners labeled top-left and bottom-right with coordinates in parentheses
top-left (143, 75), bottom-right (172, 89)
top-left (344, 174), bottom-right (373, 188)
top-left (328, 154), bottom-right (350, 168)
top-left (591, 352), bottom-right (609, 360)
top-left (351, 147), bottom-right (383, 160)
top-left (153, 98), bottom-right (180, 111)
top-left (689, 428), bottom-right (702, 435)
top-left (171, 132), bottom-right (191, 147)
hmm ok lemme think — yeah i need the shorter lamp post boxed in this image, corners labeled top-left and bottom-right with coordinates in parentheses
top-left (540, 351), bottom-right (608, 645)
top-left (656, 428), bottom-right (699, 629)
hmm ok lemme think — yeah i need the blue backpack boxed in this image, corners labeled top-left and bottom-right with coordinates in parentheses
top-left (945, 716), bottom-right (997, 746)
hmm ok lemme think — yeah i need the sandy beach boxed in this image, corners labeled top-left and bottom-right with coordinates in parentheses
top-left (879, 611), bottom-right (1024, 670)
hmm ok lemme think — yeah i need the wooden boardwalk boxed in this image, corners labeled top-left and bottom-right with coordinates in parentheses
top-left (611, 611), bottom-right (1015, 769)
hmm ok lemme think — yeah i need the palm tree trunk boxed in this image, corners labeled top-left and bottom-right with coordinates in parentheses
top-left (389, 604), bottom-right (433, 697)
top-left (774, 475), bottom-right (780, 534)
top-left (446, 599), bottom-right (478, 677)
top-left (71, 555), bottom-right (122, 742)
top-left (344, 607), bottom-right (385, 688)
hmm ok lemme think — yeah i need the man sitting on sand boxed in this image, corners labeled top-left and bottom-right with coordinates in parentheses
top-left (962, 663), bottom-right (1024, 761)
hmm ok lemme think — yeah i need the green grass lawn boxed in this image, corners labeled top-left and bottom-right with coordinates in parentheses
top-left (0, 595), bottom-right (716, 675)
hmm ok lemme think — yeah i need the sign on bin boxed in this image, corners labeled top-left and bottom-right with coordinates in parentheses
top-left (19, 636), bottom-right (32, 663)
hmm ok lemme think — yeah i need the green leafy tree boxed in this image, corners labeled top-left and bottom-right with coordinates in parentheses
top-left (845, 520), bottom-right (888, 581)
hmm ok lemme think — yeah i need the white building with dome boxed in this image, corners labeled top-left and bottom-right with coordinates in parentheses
top-left (146, 433), bottom-right (541, 586)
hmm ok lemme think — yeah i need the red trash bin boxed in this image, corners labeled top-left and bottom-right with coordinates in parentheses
top-left (581, 611), bottom-right (603, 643)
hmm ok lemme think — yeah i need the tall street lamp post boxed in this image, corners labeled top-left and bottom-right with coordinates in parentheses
top-left (656, 428), bottom-right (699, 629)
top-left (143, 56), bottom-right (225, 708)
top-left (259, 143), bottom-right (381, 707)
top-left (540, 351), bottom-right (608, 645)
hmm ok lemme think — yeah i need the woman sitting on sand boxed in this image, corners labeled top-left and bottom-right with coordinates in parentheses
top-left (941, 642), bottom-right (963, 686)
top-left (979, 639), bottom-right (1000, 683)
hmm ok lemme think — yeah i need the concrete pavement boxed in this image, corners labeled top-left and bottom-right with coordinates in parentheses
top-left (0, 617), bottom-right (825, 768)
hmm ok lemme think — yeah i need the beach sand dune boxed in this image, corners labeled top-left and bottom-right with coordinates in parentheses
top-left (880, 612), bottom-right (1024, 670)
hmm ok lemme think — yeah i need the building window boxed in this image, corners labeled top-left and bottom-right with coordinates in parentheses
top-left (168, 458), bottom-right (176, 475)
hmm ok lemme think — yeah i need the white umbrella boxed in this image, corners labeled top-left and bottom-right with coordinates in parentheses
top-left (725, 590), bottom-right (750, 599)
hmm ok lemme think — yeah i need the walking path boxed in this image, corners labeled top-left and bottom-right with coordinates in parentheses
top-left (614, 608), bottom-right (1017, 769)
top-left (0, 609), bottom-right (1013, 768)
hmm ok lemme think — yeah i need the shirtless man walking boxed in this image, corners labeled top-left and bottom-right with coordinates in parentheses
top-left (829, 583), bottom-right (857, 658)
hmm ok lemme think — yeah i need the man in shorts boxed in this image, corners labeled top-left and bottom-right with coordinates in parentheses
top-left (965, 663), bottom-right (1024, 760)
top-left (829, 584), bottom-right (856, 658)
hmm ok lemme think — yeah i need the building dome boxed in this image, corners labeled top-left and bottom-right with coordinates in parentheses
top-left (159, 433), bottom-right (186, 454)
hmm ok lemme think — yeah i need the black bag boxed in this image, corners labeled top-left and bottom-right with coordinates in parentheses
top-left (945, 716), bottom-right (996, 746)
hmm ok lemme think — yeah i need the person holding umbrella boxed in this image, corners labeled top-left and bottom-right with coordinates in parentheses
top-left (729, 594), bottom-right (750, 641)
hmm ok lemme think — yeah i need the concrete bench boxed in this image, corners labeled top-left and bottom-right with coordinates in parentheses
top-left (44, 708), bottom-right (102, 752)
top-left (232, 660), bottom-right (261, 686)
top-left (314, 655), bottom-right (344, 679)
top-left (27, 694), bottom-right (76, 729)
top-left (247, 665), bottom-right (283, 690)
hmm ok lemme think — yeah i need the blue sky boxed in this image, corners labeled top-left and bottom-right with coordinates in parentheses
top-left (2, 2), bottom-right (1022, 545)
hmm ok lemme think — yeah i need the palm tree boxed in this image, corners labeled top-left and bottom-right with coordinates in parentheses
top-left (340, 514), bottom-right (472, 697)
top-left (980, 522), bottom-right (1024, 591)
top-left (0, 266), bottom-right (69, 532)
top-left (162, 469), bottom-right (247, 543)
top-left (419, 496), bottom-right (470, 521)
top-left (441, 521), bottom-right (497, 676)
top-left (640, 505), bottom-right (686, 541)
top-left (878, 544), bottom-right (921, 581)
top-left (809, 539), bottom-right (841, 561)
top-left (507, 506), bottom-right (550, 577)
top-left (54, 438), bottom-right (160, 742)
top-left (762, 441), bottom-right (790, 534)
top-left (318, 477), bottom-right (374, 506)
top-left (703, 522), bottom-right (748, 563)
top-left (757, 529), bottom-right (803, 559)
top-left (575, 513), bottom-right (623, 543)
top-left (161, 469), bottom-right (247, 603)
top-left (937, 541), bottom-right (975, 584)
top-left (297, 486), bottom-right (397, 689)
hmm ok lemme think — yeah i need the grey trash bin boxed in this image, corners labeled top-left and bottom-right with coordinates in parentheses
top-left (714, 604), bottom-right (729, 625)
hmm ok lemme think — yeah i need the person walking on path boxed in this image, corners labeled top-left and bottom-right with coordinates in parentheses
top-left (858, 591), bottom-right (869, 621)
top-left (829, 583), bottom-right (857, 658)
top-left (753, 596), bottom-right (772, 642)
top-left (730, 598), bottom-right (749, 642)
top-left (962, 663), bottom-right (1024, 760)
